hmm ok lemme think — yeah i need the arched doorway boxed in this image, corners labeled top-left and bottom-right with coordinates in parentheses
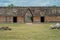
top-left (25, 10), bottom-right (33, 23)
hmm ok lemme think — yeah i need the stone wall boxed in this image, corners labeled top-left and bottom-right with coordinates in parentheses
top-left (17, 16), bottom-right (24, 23)
top-left (33, 16), bottom-right (40, 23)
top-left (6, 16), bottom-right (13, 23)
top-left (56, 16), bottom-right (60, 22)
top-left (0, 7), bottom-right (60, 23)
top-left (45, 16), bottom-right (60, 22)
top-left (0, 16), bottom-right (6, 23)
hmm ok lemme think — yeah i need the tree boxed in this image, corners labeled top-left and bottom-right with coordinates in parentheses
top-left (8, 4), bottom-right (15, 7)
top-left (5, 4), bottom-right (15, 22)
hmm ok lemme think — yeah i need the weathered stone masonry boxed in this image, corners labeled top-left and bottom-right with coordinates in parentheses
top-left (0, 7), bottom-right (60, 23)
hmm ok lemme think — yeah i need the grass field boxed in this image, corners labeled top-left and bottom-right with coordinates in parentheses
top-left (0, 23), bottom-right (60, 40)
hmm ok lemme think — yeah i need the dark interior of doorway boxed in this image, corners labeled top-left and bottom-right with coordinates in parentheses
top-left (31, 16), bottom-right (33, 22)
top-left (13, 17), bottom-right (17, 23)
top-left (41, 16), bottom-right (44, 22)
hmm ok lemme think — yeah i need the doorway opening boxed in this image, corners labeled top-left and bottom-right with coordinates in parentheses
top-left (41, 16), bottom-right (44, 22)
top-left (13, 17), bottom-right (17, 23)
top-left (25, 11), bottom-right (33, 23)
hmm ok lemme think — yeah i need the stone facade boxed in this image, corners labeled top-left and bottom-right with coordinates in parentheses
top-left (0, 7), bottom-right (60, 23)
top-left (17, 16), bottom-right (24, 23)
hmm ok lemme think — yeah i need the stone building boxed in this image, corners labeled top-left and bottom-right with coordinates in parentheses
top-left (0, 6), bottom-right (60, 23)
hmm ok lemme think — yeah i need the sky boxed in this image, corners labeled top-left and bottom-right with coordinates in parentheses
top-left (0, 0), bottom-right (59, 6)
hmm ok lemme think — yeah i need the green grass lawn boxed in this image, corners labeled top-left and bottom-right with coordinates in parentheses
top-left (0, 23), bottom-right (60, 40)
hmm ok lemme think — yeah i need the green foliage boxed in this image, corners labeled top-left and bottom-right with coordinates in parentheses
top-left (8, 4), bottom-right (15, 8)
top-left (52, 5), bottom-right (57, 7)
